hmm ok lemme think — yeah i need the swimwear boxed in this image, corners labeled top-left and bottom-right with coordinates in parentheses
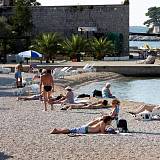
top-left (44, 86), bottom-right (52, 92)
top-left (69, 125), bottom-right (88, 134)
top-left (15, 71), bottom-right (22, 79)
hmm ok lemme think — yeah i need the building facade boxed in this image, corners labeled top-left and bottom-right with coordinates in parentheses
top-left (0, 1), bottom-right (129, 55)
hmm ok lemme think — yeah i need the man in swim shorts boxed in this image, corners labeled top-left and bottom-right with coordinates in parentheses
top-left (40, 69), bottom-right (54, 111)
top-left (50, 115), bottom-right (114, 134)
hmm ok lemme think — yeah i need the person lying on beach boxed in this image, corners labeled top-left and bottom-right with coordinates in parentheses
top-left (49, 86), bottom-right (74, 105)
top-left (60, 98), bottom-right (120, 118)
top-left (17, 94), bottom-right (41, 101)
top-left (128, 104), bottom-right (160, 116)
top-left (17, 94), bottom-right (64, 101)
top-left (50, 115), bottom-right (115, 134)
top-left (60, 100), bottom-right (110, 110)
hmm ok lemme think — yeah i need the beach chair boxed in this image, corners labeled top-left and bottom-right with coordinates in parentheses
top-left (84, 63), bottom-right (96, 72)
top-left (56, 67), bottom-right (69, 79)
top-left (64, 67), bottom-right (73, 76)
top-left (52, 67), bottom-right (63, 79)
top-left (151, 106), bottom-right (160, 119)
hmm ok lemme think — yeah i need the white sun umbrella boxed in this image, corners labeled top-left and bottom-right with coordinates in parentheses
top-left (18, 50), bottom-right (42, 58)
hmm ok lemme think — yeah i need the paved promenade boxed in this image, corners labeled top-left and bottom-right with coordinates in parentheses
top-left (1, 59), bottom-right (160, 67)
top-left (1, 59), bottom-right (160, 76)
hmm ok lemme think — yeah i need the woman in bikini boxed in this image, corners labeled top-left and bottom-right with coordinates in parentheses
top-left (61, 99), bottom-right (110, 110)
top-left (40, 69), bottom-right (54, 111)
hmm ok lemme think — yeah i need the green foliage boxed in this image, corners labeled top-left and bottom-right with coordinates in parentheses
top-left (31, 32), bottom-right (61, 59)
top-left (11, 0), bottom-right (33, 36)
top-left (90, 37), bottom-right (114, 60)
top-left (0, 16), bottom-right (12, 56)
top-left (60, 34), bottom-right (88, 58)
top-left (123, 0), bottom-right (129, 5)
top-left (12, 0), bottom-right (41, 6)
top-left (144, 7), bottom-right (160, 27)
top-left (106, 32), bottom-right (123, 56)
top-left (0, 16), bottom-right (12, 37)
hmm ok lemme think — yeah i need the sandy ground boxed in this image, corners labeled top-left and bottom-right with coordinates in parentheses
top-left (0, 72), bottom-right (160, 160)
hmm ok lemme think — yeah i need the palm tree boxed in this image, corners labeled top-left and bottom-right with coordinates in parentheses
top-left (0, 16), bottom-right (11, 36)
top-left (90, 37), bottom-right (114, 60)
top-left (31, 32), bottom-right (61, 62)
top-left (60, 34), bottom-right (88, 59)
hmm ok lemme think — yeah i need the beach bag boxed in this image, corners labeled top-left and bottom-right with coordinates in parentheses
top-left (93, 89), bottom-right (102, 97)
top-left (77, 94), bottom-right (90, 98)
top-left (117, 119), bottom-right (128, 133)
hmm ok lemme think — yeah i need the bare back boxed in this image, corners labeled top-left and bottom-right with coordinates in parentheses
top-left (88, 120), bottom-right (109, 133)
top-left (40, 74), bottom-right (54, 86)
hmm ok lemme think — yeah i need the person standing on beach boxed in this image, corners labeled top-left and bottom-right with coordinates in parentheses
top-left (15, 61), bottom-right (23, 88)
top-left (40, 69), bottom-right (54, 111)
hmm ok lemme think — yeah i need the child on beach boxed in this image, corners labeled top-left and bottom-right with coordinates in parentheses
top-left (15, 62), bottom-right (23, 88)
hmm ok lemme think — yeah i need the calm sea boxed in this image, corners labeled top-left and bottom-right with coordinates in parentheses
top-left (75, 77), bottom-right (160, 105)
top-left (129, 26), bottom-right (160, 49)
top-left (130, 41), bottom-right (160, 49)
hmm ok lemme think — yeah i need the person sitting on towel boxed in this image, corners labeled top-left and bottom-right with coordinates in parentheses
top-left (102, 82), bottom-right (116, 98)
top-left (49, 86), bottom-right (74, 104)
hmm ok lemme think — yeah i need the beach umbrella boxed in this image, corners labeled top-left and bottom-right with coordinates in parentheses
top-left (18, 50), bottom-right (42, 58)
top-left (140, 44), bottom-right (151, 50)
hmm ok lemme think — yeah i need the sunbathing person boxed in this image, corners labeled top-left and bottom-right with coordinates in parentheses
top-left (61, 100), bottom-right (110, 110)
top-left (17, 94), bottom-right (41, 101)
top-left (49, 86), bottom-right (74, 105)
top-left (128, 104), bottom-right (160, 116)
top-left (61, 98), bottom-right (120, 115)
top-left (17, 94), bottom-right (63, 101)
top-left (50, 115), bottom-right (115, 134)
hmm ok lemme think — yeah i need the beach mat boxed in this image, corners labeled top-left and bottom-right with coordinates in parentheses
top-left (67, 132), bottom-right (133, 137)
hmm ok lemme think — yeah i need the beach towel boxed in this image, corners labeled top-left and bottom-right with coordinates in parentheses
top-left (77, 94), bottom-right (90, 98)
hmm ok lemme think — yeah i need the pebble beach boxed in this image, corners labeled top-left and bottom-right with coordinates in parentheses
top-left (0, 72), bottom-right (160, 160)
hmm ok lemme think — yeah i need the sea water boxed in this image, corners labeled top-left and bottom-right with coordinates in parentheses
top-left (75, 77), bottom-right (160, 105)
top-left (130, 41), bottom-right (160, 49)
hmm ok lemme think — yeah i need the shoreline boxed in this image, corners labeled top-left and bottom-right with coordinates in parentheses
top-left (0, 72), bottom-right (160, 159)
top-left (55, 72), bottom-right (123, 91)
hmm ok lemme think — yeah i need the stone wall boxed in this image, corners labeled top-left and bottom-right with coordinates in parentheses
top-left (0, 4), bottom-right (129, 56)
top-left (31, 5), bottom-right (129, 55)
